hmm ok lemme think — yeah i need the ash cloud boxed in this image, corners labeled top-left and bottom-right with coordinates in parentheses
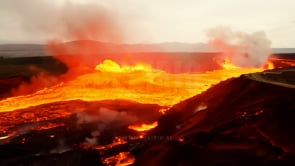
top-left (207, 26), bottom-right (272, 67)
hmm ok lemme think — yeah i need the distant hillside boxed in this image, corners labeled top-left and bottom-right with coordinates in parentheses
top-left (0, 41), bottom-right (294, 57)
top-left (0, 41), bottom-right (214, 58)
top-left (51, 40), bottom-right (214, 54)
top-left (0, 44), bottom-right (48, 57)
top-left (272, 48), bottom-right (295, 54)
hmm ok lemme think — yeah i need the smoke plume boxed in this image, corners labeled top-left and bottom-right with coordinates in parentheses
top-left (207, 26), bottom-right (272, 67)
top-left (1, 0), bottom-right (122, 42)
top-left (10, 73), bottom-right (59, 96)
top-left (1, 0), bottom-right (127, 95)
top-left (76, 107), bottom-right (136, 145)
top-left (76, 107), bottom-right (136, 125)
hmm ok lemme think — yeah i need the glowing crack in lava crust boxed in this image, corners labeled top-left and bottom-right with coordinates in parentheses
top-left (0, 58), bottom-right (269, 113)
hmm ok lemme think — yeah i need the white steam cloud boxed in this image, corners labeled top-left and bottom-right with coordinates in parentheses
top-left (76, 107), bottom-right (136, 146)
top-left (76, 107), bottom-right (136, 124)
top-left (207, 26), bottom-right (272, 67)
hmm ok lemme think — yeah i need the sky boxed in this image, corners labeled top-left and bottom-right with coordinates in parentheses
top-left (0, 0), bottom-right (294, 47)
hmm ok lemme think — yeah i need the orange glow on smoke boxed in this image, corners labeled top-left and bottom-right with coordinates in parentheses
top-left (0, 58), bottom-right (267, 113)
top-left (128, 121), bottom-right (158, 132)
top-left (221, 57), bottom-right (239, 69)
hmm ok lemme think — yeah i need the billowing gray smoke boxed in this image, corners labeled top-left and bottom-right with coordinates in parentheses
top-left (207, 26), bottom-right (272, 67)
top-left (0, 0), bottom-right (272, 67)
top-left (76, 107), bottom-right (136, 125)
top-left (76, 107), bottom-right (137, 146)
top-left (0, 0), bottom-right (121, 42)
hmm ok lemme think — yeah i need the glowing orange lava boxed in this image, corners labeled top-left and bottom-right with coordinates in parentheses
top-left (266, 61), bottom-right (275, 70)
top-left (0, 59), bottom-right (267, 112)
top-left (93, 137), bottom-right (127, 150)
top-left (221, 57), bottom-right (239, 69)
top-left (128, 121), bottom-right (158, 132)
top-left (102, 152), bottom-right (135, 166)
top-left (81, 136), bottom-right (133, 165)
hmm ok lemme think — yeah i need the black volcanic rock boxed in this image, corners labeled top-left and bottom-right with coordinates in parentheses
top-left (136, 68), bottom-right (295, 165)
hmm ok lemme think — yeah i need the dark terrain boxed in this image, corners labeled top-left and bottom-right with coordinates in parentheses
top-left (137, 68), bottom-right (295, 165)
top-left (0, 56), bottom-right (67, 98)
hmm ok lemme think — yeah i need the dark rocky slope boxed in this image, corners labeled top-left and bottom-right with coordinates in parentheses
top-left (136, 68), bottom-right (295, 165)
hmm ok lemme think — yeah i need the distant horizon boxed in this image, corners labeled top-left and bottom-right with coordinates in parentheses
top-left (0, 41), bottom-right (295, 58)
top-left (0, 40), bottom-right (295, 50)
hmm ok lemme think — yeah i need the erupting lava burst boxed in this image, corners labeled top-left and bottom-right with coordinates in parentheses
top-left (0, 57), bottom-right (267, 113)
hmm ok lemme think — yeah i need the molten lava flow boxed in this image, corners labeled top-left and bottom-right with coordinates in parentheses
top-left (0, 58), bottom-right (267, 112)
top-left (128, 121), bottom-right (158, 132)
top-left (81, 136), bottom-right (134, 166)
top-left (33, 123), bottom-right (65, 131)
top-left (102, 152), bottom-right (135, 166)
top-left (95, 59), bottom-right (152, 73)
top-left (93, 137), bottom-right (127, 150)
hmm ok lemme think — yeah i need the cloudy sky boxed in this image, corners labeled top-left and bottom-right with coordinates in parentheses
top-left (0, 0), bottom-right (294, 47)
